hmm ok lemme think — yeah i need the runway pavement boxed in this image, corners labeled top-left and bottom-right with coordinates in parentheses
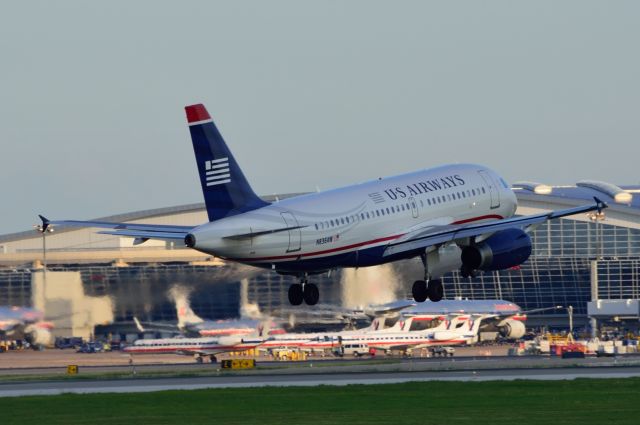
top-left (2, 366), bottom-right (640, 397)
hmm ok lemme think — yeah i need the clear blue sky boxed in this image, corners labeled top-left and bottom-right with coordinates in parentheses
top-left (1, 1), bottom-right (638, 234)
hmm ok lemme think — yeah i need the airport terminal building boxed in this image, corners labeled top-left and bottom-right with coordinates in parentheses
top-left (1, 182), bottom-right (639, 337)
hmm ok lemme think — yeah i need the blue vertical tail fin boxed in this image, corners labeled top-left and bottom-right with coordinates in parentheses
top-left (185, 104), bottom-right (269, 222)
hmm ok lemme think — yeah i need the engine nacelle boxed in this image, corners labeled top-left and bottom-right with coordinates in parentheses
top-left (217, 335), bottom-right (243, 346)
top-left (461, 228), bottom-right (532, 271)
top-left (24, 326), bottom-right (53, 347)
top-left (498, 319), bottom-right (526, 340)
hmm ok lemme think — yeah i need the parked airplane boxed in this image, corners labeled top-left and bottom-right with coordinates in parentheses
top-left (0, 306), bottom-right (54, 347)
top-left (132, 287), bottom-right (285, 338)
top-left (173, 289), bottom-right (285, 337)
top-left (123, 336), bottom-right (262, 363)
top-left (41, 103), bottom-right (607, 306)
top-left (399, 299), bottom-right (527, 339)
top-left (308, 315), bottom-right (476, 356)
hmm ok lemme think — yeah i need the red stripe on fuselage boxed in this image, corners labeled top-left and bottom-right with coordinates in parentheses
top-left (231, 234), bottom-right (404, 262)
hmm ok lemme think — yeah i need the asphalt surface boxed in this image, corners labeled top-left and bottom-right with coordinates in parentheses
top-left (2, 366), bottom-right (640, 397)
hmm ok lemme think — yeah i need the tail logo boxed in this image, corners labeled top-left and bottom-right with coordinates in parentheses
top-left (205, 158), bottom-right (231, 186)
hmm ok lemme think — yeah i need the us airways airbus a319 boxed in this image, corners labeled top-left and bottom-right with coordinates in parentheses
top-left (41, 104), bottom-right (607, 307)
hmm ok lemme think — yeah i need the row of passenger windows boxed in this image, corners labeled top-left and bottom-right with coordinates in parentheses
top-left (348, 336), bottom-right (425, 341)
top-left (313, 186), bottom-right (487, 231)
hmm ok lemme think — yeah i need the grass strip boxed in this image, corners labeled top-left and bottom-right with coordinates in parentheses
top-left (2, 378), bottom-right (639, 425)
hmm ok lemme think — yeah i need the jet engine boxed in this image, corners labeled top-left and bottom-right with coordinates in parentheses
top-left (461, 228), bottom-right (532, 272)
top-left (24, 325), bottom-right (53, 347)
top-left (498, 319), bottom-right (526, 340)
top-left (217, 335), bottom-right (244, 346)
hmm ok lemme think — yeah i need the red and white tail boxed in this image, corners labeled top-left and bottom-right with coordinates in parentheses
top-left (168, 286), bottom-right (204, 328)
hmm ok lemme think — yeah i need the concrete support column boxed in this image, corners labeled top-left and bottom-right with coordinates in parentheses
top-left (590, 260), bottom-right (599, 339)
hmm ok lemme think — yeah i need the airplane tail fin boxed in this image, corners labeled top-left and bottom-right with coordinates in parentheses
top-left (169, 286), bottom-right (204, 329)
top-left (185, 104), bottom-right (269, 222)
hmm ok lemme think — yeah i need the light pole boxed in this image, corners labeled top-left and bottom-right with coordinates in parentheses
top-left (33, 220), bottom-right (54, 279)
top-left (568, 305), bottom-right (573, 337)
top-left (587, 211), bottom-right (605, 339)
top-left (588, 211), bottom-right (606, 259)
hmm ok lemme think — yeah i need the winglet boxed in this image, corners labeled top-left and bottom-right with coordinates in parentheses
top-left (594, 197), bottom-right (608, 214)
top-left (38, 215), bottom-right (50, 232)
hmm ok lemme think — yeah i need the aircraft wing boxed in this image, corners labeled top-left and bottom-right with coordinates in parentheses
top-left (368, 342), bottom-right (432, 352)
top-left (383, 198), bottom-right (607, 257)
top-left (39, 216), bottom-right (193, 242)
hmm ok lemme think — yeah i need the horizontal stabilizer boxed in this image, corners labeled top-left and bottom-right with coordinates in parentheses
top-left (46, 219), bottom-right (193, 233)
top-left (40, 217), bottom-right (193, 243)
top-left (98, 230), bottom-right (189, 240)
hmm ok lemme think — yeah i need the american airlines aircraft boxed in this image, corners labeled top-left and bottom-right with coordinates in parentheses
top-left (123, 336), bottom-right (262, 363)
top-left (42, 104), bottom-right (607, 307)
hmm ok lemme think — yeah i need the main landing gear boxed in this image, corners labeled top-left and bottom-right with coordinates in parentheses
top-left (411, 279), bottom-right (443, 303)
top-left (288, 278), bottom-right (319, 306)
top-left (412, 252), bottom-right (444, 303)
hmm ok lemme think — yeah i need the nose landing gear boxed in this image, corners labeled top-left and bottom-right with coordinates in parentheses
top-left (412, 252), bottom-right (444, 302)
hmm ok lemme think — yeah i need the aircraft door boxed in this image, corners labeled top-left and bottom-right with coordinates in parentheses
top-left (281, 212), bottom-right (301, 252)
top-left (478, 170), bottom-right (500, 209)
top-left (409, 197), bottom-right (419, 218)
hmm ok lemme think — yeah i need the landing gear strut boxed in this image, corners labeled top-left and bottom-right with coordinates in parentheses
top-left (412, 252), bottom-right (444, 302)
top-left (288, 278), bottom-right (319, 306)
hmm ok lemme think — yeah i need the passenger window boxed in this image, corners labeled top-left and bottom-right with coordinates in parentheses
top-left (391, 206), bottom-right (395, 213)
top-left (314, 224), bottom-right (318, 230)
top-left (386, 207), bottom-right (390, 214)
top-left (420, 200), bottom-right (424, 207)
top-left (330, 220), bottom-right (335, 226)
top-left (376, 210), bottom-right (380, 217)
top-left (462, 192), bottom-right (466, 198)
top-left (482, 187), bottom-right (486, 194)
top-left (472, 189), bottom-right (476, 196)
top-left (341, 218), bottom-right (345, 225)
top-left (361, 213), bottom-right (365, 220)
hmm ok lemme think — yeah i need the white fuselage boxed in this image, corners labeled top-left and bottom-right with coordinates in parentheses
top-left (123, 336), bottom-right (261, 355)
top-left (188, 164), bottom-right (517, 274)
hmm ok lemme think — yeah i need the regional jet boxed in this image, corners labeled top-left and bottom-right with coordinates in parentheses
top-left (41, 104), bottom-right (607, 306)
top-left (123, 336), bottom-right (262, 363)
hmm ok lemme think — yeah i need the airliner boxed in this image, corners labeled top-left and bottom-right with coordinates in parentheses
top-left (174, 291), bottom-right (285, 337)
top-left (123, 336), bottom-right (262, 363)
top-left (41, 103), bottom-right (607, 307)
top-left (311, 315), bottom-right (476, 357)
